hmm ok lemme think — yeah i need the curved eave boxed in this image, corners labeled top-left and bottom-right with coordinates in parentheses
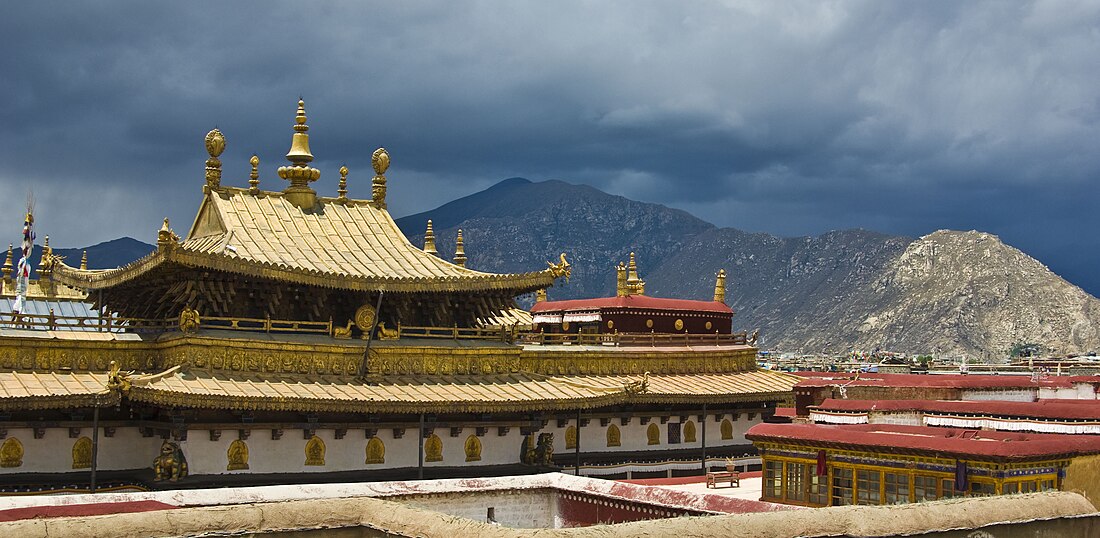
top-left (0, 391), bottom-right (119, 412)
top-left (51, 247), bottom-right (560, 294)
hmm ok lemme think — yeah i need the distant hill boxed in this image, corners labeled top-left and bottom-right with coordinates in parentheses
top-left (398, 178), bottom-right (1100, 359)
top-left (52, 237), bottom-right (154, 270)
top-left (395, 178), bottom-right (715, 300)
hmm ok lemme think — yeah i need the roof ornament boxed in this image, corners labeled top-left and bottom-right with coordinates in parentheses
top-left (714, 269), bottom-right (727, 304)
top-left (423, 219), bottom-right (438, 256)
top-left (248, 154), bottom-right (260, 194)
top-left (625, 252), bottom-right (645, 295)
top-left (535, 288), bottom-right (547, 303)
top-left (453, 229), bottom-right (467, 267)
top-left (277, 99), bottom-right (321, 209)
top-left (2, 243), bottom-right (12, 285)
top-left (371, 147), bottom-right (389, 209)
top-left (81, 250), bottom-right (88, 271)
top-left (547, 253), bottom-right (571, 281)
top-left (204, 128), bottom-right (225, 190)
top-left (157, 218), bottom-right (180, 252)
top-left (337, 165), bottom-right (349, 202)
top-left (616, 262), bottom-right (627, 297)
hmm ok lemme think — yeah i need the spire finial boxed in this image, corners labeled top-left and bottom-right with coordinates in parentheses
top-left (81, 250), bottom-right (88, 270)
top-left (453, 229), bottom-right (467, 267)
top-left (616, 262), bottom-right (628, 297)
top-left (714, 269), bottom-right (727, 304)
top-left (338, 165), bottom-right (349, 201)
top-left (278, 98), bottom-right (320, 208)
top-left (157, 217), bottom-right (179, 251)
top-left (371, 148), bottom-right (389, 209)
top-left (423, 219), bottom-right (438, 256)
top-left (249, 154), bottom-right (260, 194)
top-left (2, 243), bottom-right (12, 284)
top-left (536, 289), bottom-right (547, 303)
top-left (204, 128), bottom-right (225, 189)
top-left (625, 252), bottom-right (645, 295)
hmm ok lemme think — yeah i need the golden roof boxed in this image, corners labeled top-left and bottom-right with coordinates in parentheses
top-left (51, 99), bottom-right (568, 295)
top-left (0, 371), bottom-right (116, 411)
top-left (125, 369), bottom-right (797, 414)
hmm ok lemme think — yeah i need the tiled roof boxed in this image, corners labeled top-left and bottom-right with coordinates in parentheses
top-left (812, 398), bottom-right (1100, 420)
top-left (747, 422), bottom-right (1100, 460)
top-left (126, 369), bottom-right (798, 413)
top-left (53, 189), bottom-right (560, 293)
top-left (795, 373), bottom-right (1074, 389)
top-left (531, 295), bottom-right (732, 314)
top-left (0, 371), bottom-right (116, 410)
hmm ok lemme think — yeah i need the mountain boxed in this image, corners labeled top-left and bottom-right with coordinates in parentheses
top-left (397, 178), bottom-right (1100, 359)
top-left (52, 237), bottom-right (155, 270)
top-left (395, 178), bottom-right (715, 300)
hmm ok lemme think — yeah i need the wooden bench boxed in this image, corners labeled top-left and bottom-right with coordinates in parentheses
top-left (706, 470), bottom-right (740, 488)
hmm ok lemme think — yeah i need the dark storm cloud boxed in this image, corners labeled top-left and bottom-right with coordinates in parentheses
top-left (3, 1), bottom-right (1100, 292)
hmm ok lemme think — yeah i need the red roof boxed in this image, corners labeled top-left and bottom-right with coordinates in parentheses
top-left (795, 373), bottom-right (1075, 390)
top-left (531, 295), bottom-right (733, 314)
top-left (746, 423), bottom-right (1100, 460)
top-left (811, 398), bottom-right (1100, 420)
top-left (772, 407), bottom-right (797, 418)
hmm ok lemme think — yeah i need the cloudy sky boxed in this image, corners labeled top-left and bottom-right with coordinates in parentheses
top-left (4, 1), bottom-right (1100, 293)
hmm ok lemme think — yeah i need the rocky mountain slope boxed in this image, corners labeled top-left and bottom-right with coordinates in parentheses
top-left (397, 179), bottom-right (1100, 359)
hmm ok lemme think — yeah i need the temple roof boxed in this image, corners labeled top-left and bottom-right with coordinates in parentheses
top-left (531, 295), bottom-right (733, 314)
top-left (124, 369), bottom-right (797, 414)
top-left (748, 422), bottom-right (1100, 460)
top-left (0, 371), bottom-right (116, 411)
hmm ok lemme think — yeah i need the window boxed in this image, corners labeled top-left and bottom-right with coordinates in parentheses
top-left (832, 467), bottom-right (854, 506)
top-left (1003, 481), bottom-right (1019, 494)
top-left (785, 462), bottom-right (807, 502)
top-left (1039, 479), bottom-right (1056, 491)
top-left (764, 460), bottom-right (783, 500)
top-left (969, 481), bottom-right (996, 496)
top-left (883, 472), bottom-right (909, 504)
top-left (941, 478), bottom-right (959, 498)
top-left (913, 475), bottom-right (937, 502)
top-left (856, 469), bottom-right (881, 505)
top-left (1019, 480), bottom-right (1038, 493)
top-left (808, 469), bottom-right (829, 506)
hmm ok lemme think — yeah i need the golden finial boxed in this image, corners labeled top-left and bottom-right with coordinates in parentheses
top-left (338, 165), bottom-right (349, 200)
top-left (81, 250), bottom-right (88, 270)
top-left (249, 154), bottom-right (260, 194)
top-left (371, 147), bottom-right (389, 209)
top-left (157, 218), bottom-right (179, 251)
top-left (204, 128), bottom-right (225, 189)
top-left (714, 269), bottom-right (727, 304)
top-left (616, 262), bottom-right (628, 297)
top-left (625, 252), bottom-right (645, 295)
top-left (535, 289), bottom-right (547, 303)
top-left (423, 220), bottom-right (438, 256)
top-left (453, 229), bottom-right (467, 267)
top-left (278, 98), bottom-right (321, 209)
top-left (38, 236), bottom-right (51, 269)
top-left (2, 243), bottom-right (12, 283)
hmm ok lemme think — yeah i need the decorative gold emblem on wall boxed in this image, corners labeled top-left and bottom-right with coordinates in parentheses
top-left (684, 421), bottom-right (697, 443)
top-left (0, 438), bottom-right (22, 468)
top-left (561, 321), bottom-right (570, 331)
top-left (464, 435), bottom-right (482, 462)
top-left (565, 425), bottom-right (577, 450)
top-left (354, 304), bottom-right (377, 334)
top-left (674, 319), bottom-right (684, 331)
top-left (721, 419), bottom-right (734, 441)
top-left (647, 423), bottom-right (660, 446)
top-left (366, 437), bottom-right (385, 464)
top-left (705, 321), bottom-right (712, 331)
top-left (72, 437), bottom-right (92, 469)
top-left (305, 436), bottom-right (326, 466)
top-left (645, 319), bottom-right (653, 329)
top-left (606, 424), bottom-right (621, 447)
top-left (606, 320), bottom-right (614, 330)
top-left (227, 439), bottom-right (249, 470)
top-left (425, 434), bottom-right (443, 462)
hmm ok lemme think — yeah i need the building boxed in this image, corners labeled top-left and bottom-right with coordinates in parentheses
top-left (530, 255), bottom-right (737, 337)
top-left (0, 100), bottom-right (798, 492)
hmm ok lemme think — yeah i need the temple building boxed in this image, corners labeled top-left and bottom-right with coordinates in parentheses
top-left (530, 256), bottom-right (737, 337)
top-left (0, 100), bottom-right (797, 492)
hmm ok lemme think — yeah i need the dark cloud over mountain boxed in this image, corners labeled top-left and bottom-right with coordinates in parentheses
top-left (3, 1), bottom-right (1099, 293)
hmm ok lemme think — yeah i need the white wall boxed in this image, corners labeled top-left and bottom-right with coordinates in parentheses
top-left (400, 490), bottom-right (555, 529)
top-left (0, 427), bottom-right (161, 474)
top-left (555, 413), bottom-right (761, 455)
